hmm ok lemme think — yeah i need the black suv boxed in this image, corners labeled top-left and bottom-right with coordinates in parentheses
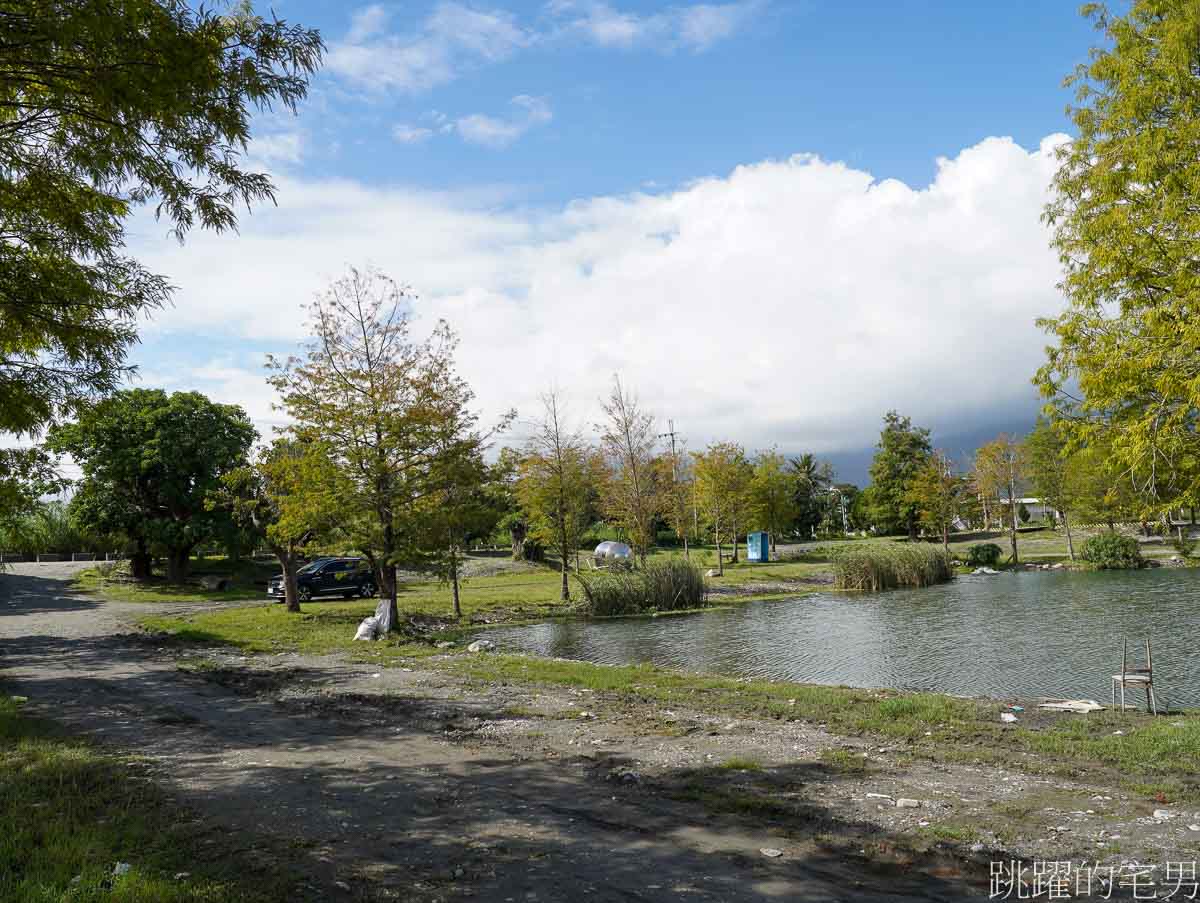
top-left (268, 557), bottom-right (376, 602)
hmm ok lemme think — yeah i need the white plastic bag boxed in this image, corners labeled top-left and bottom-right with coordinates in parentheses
top-left (354, 616), bottom-right (380, 641)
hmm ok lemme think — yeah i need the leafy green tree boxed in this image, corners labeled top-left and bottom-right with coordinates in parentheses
top-left (0, 2), bottom-right (322, 439)
top-left (0, 499), bottom-right (100, 557)
top-left (659, 443), bottom-right (695, 558)
top-left (420, 395), bottom-right (507, 619)
top-left (692, 442), bottom-right (751, 576)
top-left (1068, 441), bottom-right (1141, 530)
top-left (866, 412), bottom-right (932, 539)
top-left (0, 448), bottom-right (65, 532)
top-left (1025, 419), bottom-right (1080, 559)
top-left (788, 452), bottom-right (833, 537)
top-left (749, 449), bottom-right (798, 555)
top-left (268, 266), bottom-right (480, 633)
top-left (47, 389), bottom-right (256, 582)
top-left (904, 452), bottom-right (969, 550)
top-left (1038, 0), bottom-right (1200, 515)
top-left (212, 439), bottom-right (340, 612)
top-left (488, 448), bottom-right (538, 561)
top-left (598, 377), bottom-right (661, 567)
top-left (517, 392), bottom-right (601, 602)
top-left (975, 435), bottom-right (1025, 563)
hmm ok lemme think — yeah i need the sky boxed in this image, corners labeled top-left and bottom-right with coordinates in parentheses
top-left (123, 0), bottom-right (1102, 484)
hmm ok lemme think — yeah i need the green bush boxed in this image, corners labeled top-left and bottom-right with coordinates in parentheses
top-left (1081, 533), bottom-right (1143, 569)
top-left (580, 558), bottom-right (707, 616)
top-left (964, 543), bottom-right (1003, 567)
top-left (831, 544), bottom-right (953, 591)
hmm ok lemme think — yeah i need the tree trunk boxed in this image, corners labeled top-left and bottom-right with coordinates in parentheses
top-left (166, 544), bottom-right (193, 585)
top-left (730, 519), bottom-right (739, 564)
top-left (558, 526), bottom-right (570, 602)
top-left (942, 522), bottom-right (949, 551)
top-left (130, 537), bottom-right (152, 580)
top-left (715, 524), bottom-right (724, 577)
top-left (682, 533), bottom-right (689, 560)
top-left (510, 521), bottom-right (527, 561)
top-left (1063, 512), bottom-right (1075, 561)
top-left (450, 543), bottom-right (461, 619)
top-left (373, 560), bottom-right (398, 634)
top-left (277, 547), bottom-right (302, 613)
top-left (1007, 474), bottom-right (1019, 564)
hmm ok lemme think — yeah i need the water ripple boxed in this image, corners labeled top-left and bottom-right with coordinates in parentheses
top-left (488, 569), bottom-right (1200, 705)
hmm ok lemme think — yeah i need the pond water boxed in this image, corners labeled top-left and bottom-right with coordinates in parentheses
top-left (487, 569), bottom-right (1200, 706)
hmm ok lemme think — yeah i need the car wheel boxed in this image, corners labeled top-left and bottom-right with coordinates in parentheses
top-left (298, 587), bottom-right (312, 602)
top-left (360, 583), bottom-right (375, 598)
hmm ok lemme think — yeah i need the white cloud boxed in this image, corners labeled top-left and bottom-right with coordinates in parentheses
top-left (249, 130), bottom-right (305, 165)
top-left (453, 95), bottom-right (552, 148)
top-left (328, 2), bottom-right (530, 93)
top-left (549, 0), bottom-right (757, 51)
top-left (328, 0), bottom-right (752, 96)
top-left (131, 135), bottom-right (1069, 457)
top-left (346, 4), bottom-right (389, 43)
top-left (392, 123), bottom-right (434, 143)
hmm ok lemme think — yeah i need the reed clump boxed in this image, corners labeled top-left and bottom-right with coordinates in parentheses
top-left (832, 543), bottom-right (953, 591)
top-left (579, 558), bottom-right (708, 616)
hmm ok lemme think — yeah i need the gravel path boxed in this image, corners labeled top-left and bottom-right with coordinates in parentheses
top-left (0, 562), bottom-right (985, 901)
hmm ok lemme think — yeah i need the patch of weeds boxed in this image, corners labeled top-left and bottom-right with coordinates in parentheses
top-left (717, 757), bottom-right (763, 772)
top-left (0, 696), bottom-right (302, 902)
top-left (995, 800), bottom-right (1037, 821)
top-left (820, 747), bottom-right (873, 775)
top-left (673, 782), bottom-right (793, 818)
top-left (175, 656), bottom-right (220, 674)
top-left (919, 823), bottom-right (979, 844)
top-left (499, 705), bottom-right (542, 719)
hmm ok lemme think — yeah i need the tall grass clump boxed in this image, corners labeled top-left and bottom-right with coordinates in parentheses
top-left (832, 544), bottom-right (953, 591)
top-left (579, 558), bottom-right (707, 616)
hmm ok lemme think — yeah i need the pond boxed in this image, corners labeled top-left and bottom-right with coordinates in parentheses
top-left (487, 569), bottom-right (1200, 706)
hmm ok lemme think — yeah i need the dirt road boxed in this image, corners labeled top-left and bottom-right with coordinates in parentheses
top-left (1, 562), bottom-right (987, 901)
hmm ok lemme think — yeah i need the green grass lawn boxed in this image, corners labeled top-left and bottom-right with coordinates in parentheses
top-left (77, 547), bottom-right (834, 611)
top-left (0, 695), bottom-right (298, 902)
top-left (940, 526), bottom-right (1182, 565)
top-left (73, 557), bottom-right (280, 604)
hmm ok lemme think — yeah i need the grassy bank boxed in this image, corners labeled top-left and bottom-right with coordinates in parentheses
top-left (141, 603), bottom-right (1200, 800)
top-left (0, 696), bottom-right (296, 902)
top-left (442, 653), bottom-right (1200, 795)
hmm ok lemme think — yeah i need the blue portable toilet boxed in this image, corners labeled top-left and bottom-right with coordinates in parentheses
top-left (747, 531), bottom-right (770, 562)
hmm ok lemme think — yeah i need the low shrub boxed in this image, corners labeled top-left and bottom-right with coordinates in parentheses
top-left (831, 544), bottom-right (953, 591)
top-left (1081, 532), bottom-right (1143, 569)
top-left (579, 558), bottom-right (707, 616)
top-left (964, 543), bottom-right (1003, 567)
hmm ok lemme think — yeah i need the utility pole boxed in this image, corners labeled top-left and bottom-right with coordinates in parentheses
top-left (658, 420), bottom-right (679, 475)
top-left (657, 420), bottom-right (688, 558)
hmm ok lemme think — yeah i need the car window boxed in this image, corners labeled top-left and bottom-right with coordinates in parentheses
top-left (298, 560), bottom-right (328, 574)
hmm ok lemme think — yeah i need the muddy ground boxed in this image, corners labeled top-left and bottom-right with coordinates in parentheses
top-left (3, 562), bottom-right (1197, 901)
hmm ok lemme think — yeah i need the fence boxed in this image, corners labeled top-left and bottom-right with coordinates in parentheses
top-left (0, 552), bottom-right (121, 563)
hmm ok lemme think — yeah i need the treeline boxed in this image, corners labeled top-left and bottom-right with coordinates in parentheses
top-left (8, 269), bottom-right (853, 627)
top-left (860, 411), bottom-right (1194, 563)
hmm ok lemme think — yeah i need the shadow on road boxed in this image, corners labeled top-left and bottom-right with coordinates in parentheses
top-left (1, 622), bottom-right (988, 902)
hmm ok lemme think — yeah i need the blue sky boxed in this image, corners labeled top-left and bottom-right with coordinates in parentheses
top-left (280, 1), bottom-right (1095, 198)
top-left (122, 1), bottom-right (1104, 483)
